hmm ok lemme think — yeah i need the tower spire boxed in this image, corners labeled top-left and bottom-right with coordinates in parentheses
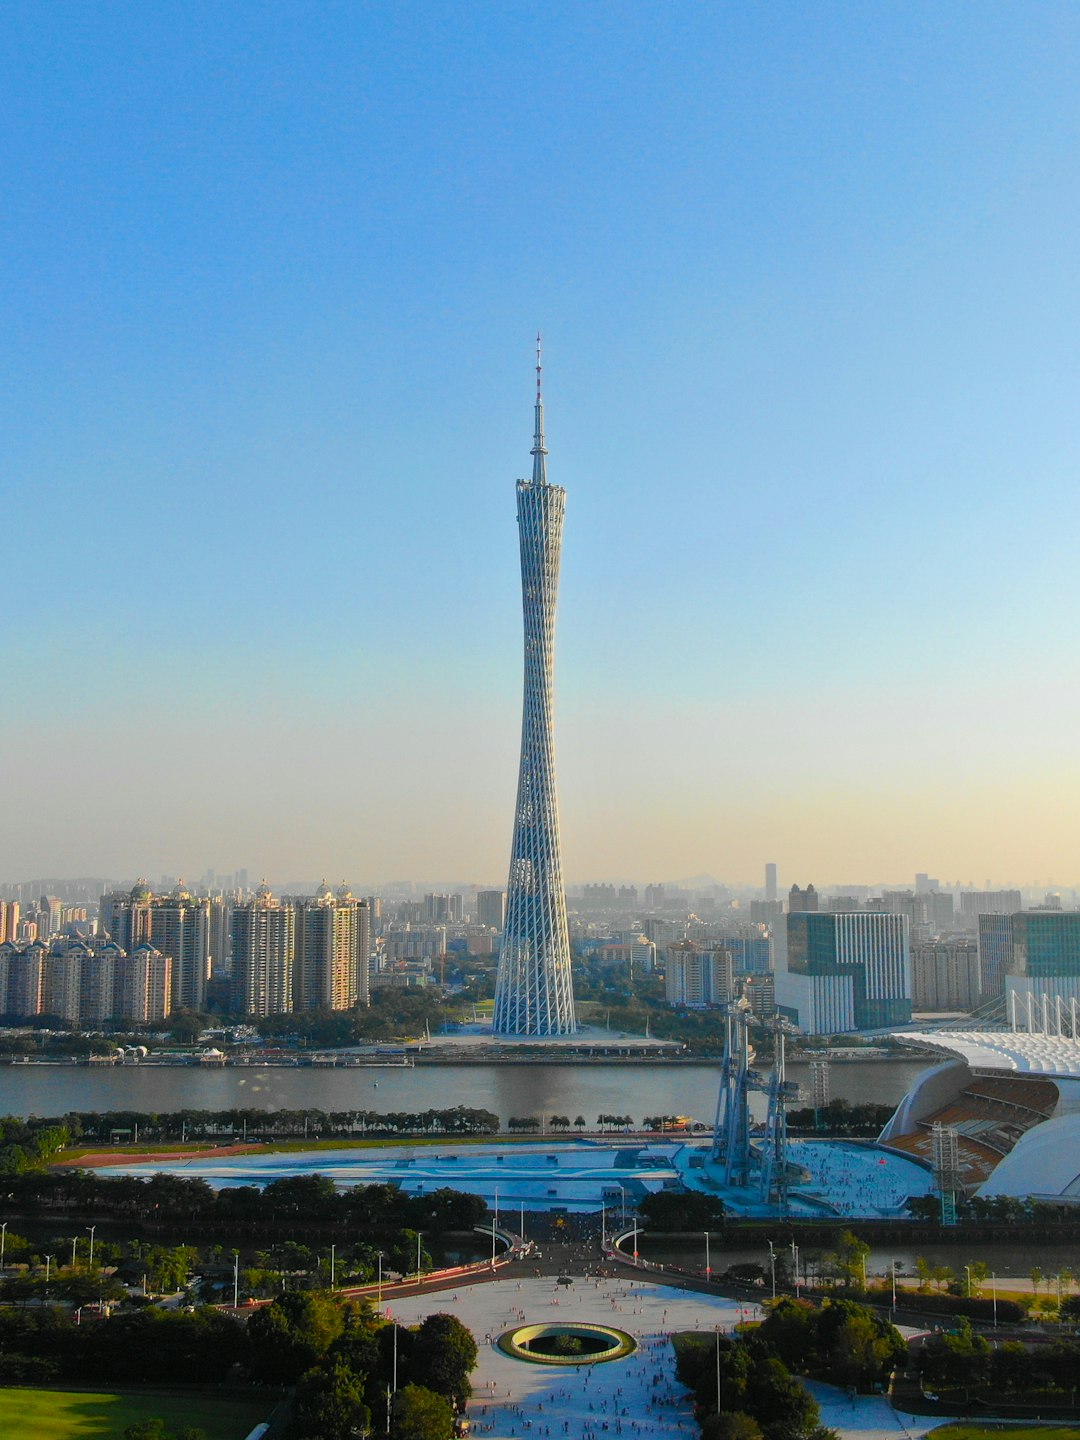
top-left (531, 331), bottom-right (547, 484)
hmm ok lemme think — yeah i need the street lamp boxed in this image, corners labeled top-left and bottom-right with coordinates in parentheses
top-left (790, 1240), bottom-right (800, 1293)
top-left (965, 1265), bottom-right (972, 1298)
top-left (377, 1250), bottom-right (384, 1306)
top-left (767, 1240), bottom-right (777, 1299)
top-left (991, 1272), bottom-right (998, 1328)
top-left (705, 1231), bottom-right (711, 1281)
top-left (0, 1221), bottom-right (7, 1271)
top-left (891, 1259), bottom-right (899, 1313)
top-left (416, 1232), bottom-right (423, 1283)
top-left (86, 1226), bottom-right (96, 1270)
top-left (232, 1251), bottom-right (239, 1309)
top-left (330, 1244), bottom-right (336, 1291)
top-left (70, 1237), bottom-right (77, 1271)
top-left (45, 1254), bottom-right (54, 1293)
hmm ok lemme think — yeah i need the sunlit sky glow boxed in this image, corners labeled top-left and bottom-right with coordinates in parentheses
top-left (4, 3), bottom-right (1080, 889)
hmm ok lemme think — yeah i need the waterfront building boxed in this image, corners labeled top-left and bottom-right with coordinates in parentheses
top-left (493, 343), bottom-right (576, 1037)
top-left (5, 940), bottom-right (45, 1017)
top-left (775, 911), bottom-right (911, 1034)
top-left (664, 941), bottom-right (735, 1007)
top-left (294, 882), bottom-right (371, 1011)
top-left (79, 941), bottom-right (120, 1024)
top-left (115, 943), bottom-right (172, 1024)
top-left (911, 939), bottom-right (980, 1012)
top-left (42, 942), bottom-right (81, 1024)
top-left (231, 885), bottom-right (295, 1017)
top-left (102, 881), bottom-right (210, 1011)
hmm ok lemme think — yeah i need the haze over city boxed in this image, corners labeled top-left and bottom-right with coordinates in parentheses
top-left (5, 4), bottom-right (1080, 885)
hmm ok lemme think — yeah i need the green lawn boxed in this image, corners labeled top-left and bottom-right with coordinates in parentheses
top-left (933, 1426), bottom-right (1080, 1440)
top-left (0, 1388), bottom-right (272, 1440)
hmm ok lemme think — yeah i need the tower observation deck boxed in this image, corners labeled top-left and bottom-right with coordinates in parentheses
top-left (492, 339), bottom-right (577, 1036)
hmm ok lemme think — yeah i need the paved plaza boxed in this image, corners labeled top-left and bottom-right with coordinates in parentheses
top-left (381, 1274), bottom-right (957, 1439)
top-left (384, 1275), bottom-right (761, 1437)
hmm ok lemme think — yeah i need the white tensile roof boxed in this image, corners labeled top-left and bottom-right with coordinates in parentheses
top-left (891, 1030), bottom-right (1080, 1078)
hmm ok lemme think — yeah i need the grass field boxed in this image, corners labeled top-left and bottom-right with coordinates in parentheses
top-left (932, 1426), bottom-right (1080, 1440)
top-left (0, 1387), bottom-right (272, 1440)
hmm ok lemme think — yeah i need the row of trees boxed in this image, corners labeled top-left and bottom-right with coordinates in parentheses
top-left (919, 1317), bottom-right (1080, 1399)
top-left (63, 1105), bottom-right (500, 1143)
top-left (4, 1169), bottom-right (488, 1242)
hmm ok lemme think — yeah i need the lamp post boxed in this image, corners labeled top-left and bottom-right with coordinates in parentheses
top-left (71, 1237), bottom-right (77, 1271)
top-left (330, 1244), bottom-right (336, 1291)
top-left (45, 1254), bottom-right (53, 1286)
top-left (991, 1272), bottom-right (998, 1328)
top-left (415, 1232), bottom-right (423, 1284)
top-left (790, 1240), bottom-right (800, 1293)
top-left (891, 1260), bottom-right (899, 1313)
top-left (767, 1241), bottom-right (777, 1299)
top-left (601, 1205), bottom-right (607, 1252)
top-left (233, 1251), bottom-right (239, 1309)
top-left (715, 1326), bottom-right (722, 1411)
top-left (87, 1226), bottom-right (96, 1270)
top-left (377, 1251), bottom-right (384, 1306)
top-left (705, 1231), bottom-right (711, 1281)
top-left (965, 1265), bottom-right (972, 1298)
top-left (0, 1221), bottom-right (7, 1271)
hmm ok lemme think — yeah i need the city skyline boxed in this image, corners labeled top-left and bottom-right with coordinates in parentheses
top-left (5, 6), bottom-right (1080, 883)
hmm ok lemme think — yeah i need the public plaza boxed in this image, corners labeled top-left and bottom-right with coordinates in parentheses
top-left (383, 1275), bottom-right (952, 1440)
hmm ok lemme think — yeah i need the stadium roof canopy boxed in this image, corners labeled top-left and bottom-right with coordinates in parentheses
top-left (891, 1030), bottom-right (1080, 1079)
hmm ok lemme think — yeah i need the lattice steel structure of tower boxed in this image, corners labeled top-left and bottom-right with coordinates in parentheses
top-left (492, 340), bottom-right (577, 1036)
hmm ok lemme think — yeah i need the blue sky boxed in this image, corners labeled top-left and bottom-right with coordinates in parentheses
top-left (4, 2), bottom-right (1080, 887)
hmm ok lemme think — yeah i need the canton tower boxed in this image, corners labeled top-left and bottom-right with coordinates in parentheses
top-left (492, 339), bottom-right (577, 1036)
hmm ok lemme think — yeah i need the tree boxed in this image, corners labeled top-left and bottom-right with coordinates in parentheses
top-left (288, 1357), bottom-right (371, 1440)
top-left (413, 1312), bottom-right (477, 1405)
top-left (638, 1190), bottom-right (725, 1231)
top-left (744, 1356), bottom-right (821, 1440)
top-left (392, 1383), bottom-right (454, 1440)
top-left (246, 1291), bottom-right (345, 1384)
top-left (704, 1416), bottom-right (764, 1440)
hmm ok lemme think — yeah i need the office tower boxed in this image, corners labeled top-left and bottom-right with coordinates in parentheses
top-left (960, 889), bottom-right (1023, 919)
top-left (103, 881), bottom-right (210, 1011)
top-left (294, 882), bottom-right (371, 1012)
top-left (977, 912), bottom-right (1013, 999)
top-left (911, 939), bottom-right (981, 1012)
top-left (788, 883), bottom-right (819, 913)
top-left (664, 941), bottom-right (735, 1007)
top-left (477, 890), bottom-right (507, 930)
top-left (493, 343), bottom-right (576, 1036)
top-left (1003, 910), bottom-right (1080, 1006)
top-left (765, 863), bottom-right (778, 904)
top-left (774, 911), bottom-right (911, 1034)
top-left (231, 885), bottom-right (295, 1017)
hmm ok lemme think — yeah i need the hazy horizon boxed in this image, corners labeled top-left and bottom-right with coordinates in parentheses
top-left (5, 5), bottom-right (1079, 884)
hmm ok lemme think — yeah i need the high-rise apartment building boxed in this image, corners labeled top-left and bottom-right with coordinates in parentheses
top-left (788, 884), bottom-right (819, 914)
top-left (775, 911), bottom-right (911, 1034)
top-left (911, 939), bottom-right (980, 1012)
top-left (102, 881), bottom-right (210, 1011)
top-left (961, 889), bottom-right (1023, 919)
top-left (294, 883), bottom-right (371, 1011)
top-left (231, 885), bottom-right (295, 1017)
top-left (664, 941), bottom-right (735, 1007)
top-left (765, 863), bottom-right (778, 904)
top-left (977, 912), bottom-right (1014, 1000)
top-left (477, 890), bottom-right (507, 930)
top-left (493, 344), bottom-right (576, 1037)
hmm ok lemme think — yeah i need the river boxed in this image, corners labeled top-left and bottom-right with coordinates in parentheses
top-left (0, 1057), bottom-right (932, 1124)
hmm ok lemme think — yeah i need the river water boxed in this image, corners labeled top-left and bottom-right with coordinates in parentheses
top-left (0, 1058), bottom-right (931, 1124)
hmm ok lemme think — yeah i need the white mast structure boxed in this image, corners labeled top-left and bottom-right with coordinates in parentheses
top-left (493, 338), bottom-right (577, 1035)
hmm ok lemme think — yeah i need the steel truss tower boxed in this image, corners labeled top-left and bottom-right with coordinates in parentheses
top-left (493, 339), bottom-right (576, 1036)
